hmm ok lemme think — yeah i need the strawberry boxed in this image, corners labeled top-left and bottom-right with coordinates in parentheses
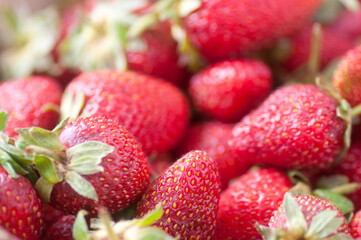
top-left (18, 115), bottom-right (152, 217)
top-left (329, 9), bottom-right (361, 42)
top-left (42, 203), bottom-right (64, 233)
top-left (328, 140), bottom-right (361, 211)
top-left (214, 168), bottom-right (292, 240)
top-left (42, 215), bottom-right (75, 240)
top-left (229, 84), bottom-right (347, 171)
top-left (135, 150), bottom-right (221, 240)
top-left (282, 25), bottom-right (354, 72)
top-left (60, 1), bottom-right (186, 86)
top-left (349, 210), bottom-right (361, 238)
top-left (189, 60), bottom-right (272, 122)
top-left (263, 194), bottom-right (351, 239)
top-left (63, 70), bottom-right (189, 155)
top-left (175, 121), bottom-right (249, 189)
top-left (0, 76), bottom-right (62, 137)
top-left (182, 0), bottom-right (322, 61)
top-left (333, 45), bottom-right (361, 107)
top-left (0, 166), bottom-right (43, 240)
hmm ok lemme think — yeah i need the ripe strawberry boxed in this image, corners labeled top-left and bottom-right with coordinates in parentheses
top-left (333, 45), bottom-right (361, 107)
top-left (175, 121), bottom-right (249, 189)
top-left (42, 203), bottom-right (64, 233)
top-left (189, 60), bottom-right (272, 122)
top-left (63, 70), bottom-right (189, 155)
top-left (214, 168), bottom-right (292, 240)
top-left (0, 76), bottom-right (62, 137)
top-left (135, 150), bottom-right (221, 240)
top-left (282, 25), bottom-right (354, 72)
top-left (60, 1), bottom-right (186, 86)
top-left (42, 215), bottom-right (75, 240)
top-left (19, 115), bottom-right (152, 217)
top-left (329, 9), bottom-right (361, 42)
top-left (349, 210), bottom-right (361, 238)
top-left (229, 84), bottom-right (346, 171)
top-left (182, 0), bottom-right (322, 61)
top-left (266, 194), bottom-right (351, 239)
top-left (328, 140), bottom-right (361, 211)
top-left (0, 166), bottom-right (43, 240)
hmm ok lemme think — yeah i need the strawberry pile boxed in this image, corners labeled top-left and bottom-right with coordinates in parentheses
top-left (3, 0), bottom-right (361, 240)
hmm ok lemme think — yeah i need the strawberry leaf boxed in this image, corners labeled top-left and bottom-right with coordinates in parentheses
top-left (52, 118), bottom-right (69, 135)
top-left (0, 111), bottom-right (8, 131)
top-left (34, 155), bottom-right (61, 184)
top-left (339, 0), bottom-right (360, 11)
top-left (16, 127), bottom-right (65, 152)
top-left (136, 204), bottom-right (163, 227)
top-left (65, 171), bottom-right (98, 201)
top-left (178, 0), bottom-right (202, 17)
top-left (283, 193), bottom-right (307, 237)
top-left (73, 210), bottom-right (89, 240)
top-left (60, 91), bottom-right (86, 121)
top-left (67, 141), bottom-right (113, 175)
top-left (313, 189), bottom-right (354, 215)
top-left (35, 177), bottom-right (54, 203)
top-left (305, 210), bottom-right (341, 239)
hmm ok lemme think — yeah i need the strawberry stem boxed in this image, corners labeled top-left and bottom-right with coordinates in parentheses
top-left (98, 208), bottom-right (118, 240)
top-left (351, 103), bottom-right (361, 117)
top-left (307, 23), bottom-right (322, 83)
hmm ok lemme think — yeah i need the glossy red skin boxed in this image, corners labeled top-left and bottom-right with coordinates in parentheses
top-left (136, 150), bottom-right (221, 240)
top-left (229, 84), bottom-right (346, 171)
top-left (330, 9), bottom-right (361, 42)
top-left (0, 167), bottom-right (43, 240)
top-left (333, 45), bottom-right (361, 107)
top-left (214, 168), bottom-right (292, 240)
top-left (176, 121), bottom-right (249, 189)
top-left (183, 0), bottom-right (322, 61)
top-left (350, 210), bottom-right (361, 238)
top-left (127, 22), bottom-right (187, 87)
top-left (283, 26), bottom-right (354, 72)
top-left (66, 70), bottom-right (190, 155)
top-left (0, 76), bottom-right (62, 137)
top-left (330, 141), bottom-right (361, 211)
top-left (189, 60), bottom-right (272, 122)
top-left (269, 195), bottom-right (350, 236)
top-left (42, 215), bottom-right (75, 240)
top-left (50, 116), bottom-right (152, 217)
top-left (42, 203), bottom-right (64, 233)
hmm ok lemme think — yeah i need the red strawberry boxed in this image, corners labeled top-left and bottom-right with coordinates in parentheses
top-left (135, 150), bottom-right (221, 240)
top-left (214, 168), bottom-right (292, 240)
top-left (42, 203), bottom-right (64, 233)
top-left (182, 0), bottom-right (322, 61)
top-left (328, 140), bottom-right (361, 211)
top-left (266, 194), bottom-right (351, 239)
top-left (229, 84), bottom-right (346, 171)
top-left (42, 215), bottom-right (75, 240)
top-left (150, 153), bottom-right (174, 177)
top-left (60, 1), bottom-right (186, 86)
top-left (189, 60), bottom-right (272, 122)
top-left (63, 70), bottom-right (189, 155)
top-left (175, 121), bottom-right (249, 189)
top-left (329, 9), bottom-right (361, 42)
top-left (282, 25), bottom-right (354, 72)
top-left (333, 45), bottom-right (361, 107)
top-left (0, 76), bottom-right (62, 137)
top-left (0, 166), bottom-right (43, 240)
top-left (350, 210), bottom-right (361, 238)
top-left (19, 115), bottom-right (152, 217)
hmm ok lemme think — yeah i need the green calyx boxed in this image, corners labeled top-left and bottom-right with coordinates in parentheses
top-left (73, 204), bottom-right (174, 240)
top-left (16, 123), bottom-right (114, 202)
top-left (60, 91), bottom-right (86, 122)
top-left (60, 1), bottom-right (149, 72)
top-left (257, 193), bottom-right (352, 240)
top-left (0, 6), bottom-right (59, 79)
top-left (128, 0), bottom-right (204, 72)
